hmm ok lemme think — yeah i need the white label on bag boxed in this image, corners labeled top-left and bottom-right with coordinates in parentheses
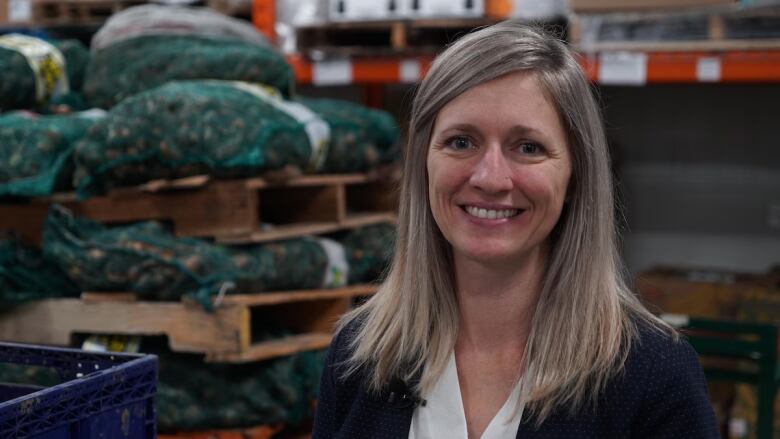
top-left (313, 60), bottom-right (352, 85)
top-left (400, 59), bottom-right (421, 83)
top-left (316, 238), bottom-right (349, 288)
top-left (598, 52), bottom-right (647, 86)
top-left (225, 81), bottom-right (331, 171)
top-left (0, 34), bottom-right (69, 103)
top-left (696, 57), bottom-right (721, 82)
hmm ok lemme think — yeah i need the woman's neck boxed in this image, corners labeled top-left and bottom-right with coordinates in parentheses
top-left (453, 248), bottom-right (546, 354)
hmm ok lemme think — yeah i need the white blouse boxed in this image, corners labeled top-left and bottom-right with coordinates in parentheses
top-left (408, 353), bottom-right (525, 439)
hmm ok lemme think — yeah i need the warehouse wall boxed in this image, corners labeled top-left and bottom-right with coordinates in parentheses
top-left (600, 85), bottom-right (780, 274)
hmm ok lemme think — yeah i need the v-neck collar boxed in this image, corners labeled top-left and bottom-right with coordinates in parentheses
top-left (409, 353), bottom-right (525, 439)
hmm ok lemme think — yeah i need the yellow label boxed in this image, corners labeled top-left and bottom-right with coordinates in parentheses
top-left (0, 34), bottom-right (69, 104)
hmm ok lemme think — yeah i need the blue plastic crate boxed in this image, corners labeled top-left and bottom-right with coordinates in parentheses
top-left (0, 341), bottom-right (157, 438)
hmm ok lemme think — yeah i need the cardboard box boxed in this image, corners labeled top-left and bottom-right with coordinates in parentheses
top-left (569, 0), bottom-right (736, 13)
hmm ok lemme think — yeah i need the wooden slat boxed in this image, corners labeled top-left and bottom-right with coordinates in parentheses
top-left (215, 213), bottom-right (396, 244)
top-left (245, 173), bottom-right (372, 189)
top-left (81, 292), bottom-right (138, 303)
top-left (0, 299), bottom-right (250, 354)
top-left (218, 284), bottom-right (377, 306)
top-left (205, 332), bottom-right (333, 363)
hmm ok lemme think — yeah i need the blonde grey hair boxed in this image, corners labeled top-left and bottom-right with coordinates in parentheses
top-left (338, 21), bottom-right (670, 423)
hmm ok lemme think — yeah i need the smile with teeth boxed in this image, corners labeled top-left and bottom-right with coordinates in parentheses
top-left (463, 205), bottom-right (521, 220)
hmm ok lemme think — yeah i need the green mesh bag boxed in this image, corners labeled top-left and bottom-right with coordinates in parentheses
top-left (156, 349), bottom-right (325, 432)
top-left (52, 39), bottom-right (89, 92)
top-left (340, 223), bottom-right (395, 284)
top-left (298, 97), bottom-right (399, 173)
top-left (0, 46), bottom-right (36, 110)
top-left (83, 34), bottom-right (293, 109)
top-left (0, 36), bottom-right (89, 111)
top-left (0, 111), bottom-right (99, 197)
top-left (0, 234), bottom-right (80, 307)
top-left (72, 81), bottom-right (315, 196)
top-left (42, 205), bottom-right (329, 304)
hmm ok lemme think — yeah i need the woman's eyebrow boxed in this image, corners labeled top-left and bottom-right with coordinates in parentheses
top-left (435, 123), bottom-right (480, 134)
top-left (507, 124), bottom-right (544, 137)
top-left (437, 123), bottom-right (547, 139)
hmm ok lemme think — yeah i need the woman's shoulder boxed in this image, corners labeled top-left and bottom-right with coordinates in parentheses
top-left (625, 318), bottom-right (702, 379)
top-left (608, 317), bottom-right (718, 437)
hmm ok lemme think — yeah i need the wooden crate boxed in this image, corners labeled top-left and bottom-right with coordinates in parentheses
top-left (0, 285), bottom-right (376, 363)
top-left (636, 267), bottom-right (771, 320)
top-left (0, 171), bottom-right (398, 245)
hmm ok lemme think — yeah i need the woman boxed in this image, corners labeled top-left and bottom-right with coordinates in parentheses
top-left (313, 21), bottom-right (718, 438)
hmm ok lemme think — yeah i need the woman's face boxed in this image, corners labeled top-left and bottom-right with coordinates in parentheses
top-left (426, 71), bottom-right (571, 266)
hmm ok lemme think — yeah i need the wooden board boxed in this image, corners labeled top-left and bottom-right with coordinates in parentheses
top-left (0, 172), bottom-right (398, 245)
top-left (0, 285), bottom-right (377, 363)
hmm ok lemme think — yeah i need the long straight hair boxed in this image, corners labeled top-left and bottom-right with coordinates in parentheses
top-left (338, 21), bottom-right (670, 422)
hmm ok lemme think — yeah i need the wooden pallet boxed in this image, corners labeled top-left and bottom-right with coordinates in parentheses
top-left (31, 0), bottom-right (146, 25)
top-left (0, 171), bottom-right (398, 245)
top-left (296, 18), bottom-right (497, 57)
top-left (571, 5), bottom-right (780, 52)
top-left (159, 424), bottom-right (282, 439)
top-left (0, 285), bottom-right (376, 363)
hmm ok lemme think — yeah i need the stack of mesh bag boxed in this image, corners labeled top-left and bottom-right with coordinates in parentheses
top-left (90, 4), bottom-right (270, 52)
top-left (0, 233), bottom-right (79, 308)
top-left (73, 81), bottom-right (399, 195)
top-left (0, 110), bottom-right (104, 198)
top-left (83, 5), bottom-right (290, 109)
top-left (0, 34), bottom-right (90, 112)
top-left (43, 205), bottom-right (395, 305)
top-left (156, 349), bottom-right (325, 432)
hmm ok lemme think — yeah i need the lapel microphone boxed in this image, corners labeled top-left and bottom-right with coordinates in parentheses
top-left (385, 377), bottom-right (427, 408)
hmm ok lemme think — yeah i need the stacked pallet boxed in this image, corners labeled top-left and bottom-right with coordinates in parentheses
top-left (0, 4), bottom-right (400, 436)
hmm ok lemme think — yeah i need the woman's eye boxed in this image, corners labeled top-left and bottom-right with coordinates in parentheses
top-left (446, 136), bottom-right (473, 150)
top-left (519, 142), bottom-right (543, 155)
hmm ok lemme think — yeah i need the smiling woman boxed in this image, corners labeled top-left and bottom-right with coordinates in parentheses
top-left (313, 21), bottom-right (719, 439)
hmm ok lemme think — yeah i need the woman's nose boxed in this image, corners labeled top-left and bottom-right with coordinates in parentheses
top-left (468, 145), bottom-right (513, 193)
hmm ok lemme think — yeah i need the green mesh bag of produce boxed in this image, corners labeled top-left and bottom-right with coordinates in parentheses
top-left (0, 110), bottom-right (101, 198)
top-left (0, 35), bottom-right (89, 111)
top-left (83, 34), bottom-right (293, 109)
top-left (52, 39), bottom-right (89, 92)
top-left (156, 349), bottom-right (325, 431)
top-left (72, 81), bottom-right (324, 196)
top-left (42, 204), bottom-right (331, 304)
top-left (298, 97), bottom-right (400, 173)
top-left (340, 223), bottom-right (395, 284)
top-left (0, 234), bottom-right (80, 307)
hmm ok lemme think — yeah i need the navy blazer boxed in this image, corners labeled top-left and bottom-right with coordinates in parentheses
top-left (312, 320), bottom-right (720, 438)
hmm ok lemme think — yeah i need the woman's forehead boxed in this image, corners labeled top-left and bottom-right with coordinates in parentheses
top-left (431, 72), bottom-right (565, 141)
